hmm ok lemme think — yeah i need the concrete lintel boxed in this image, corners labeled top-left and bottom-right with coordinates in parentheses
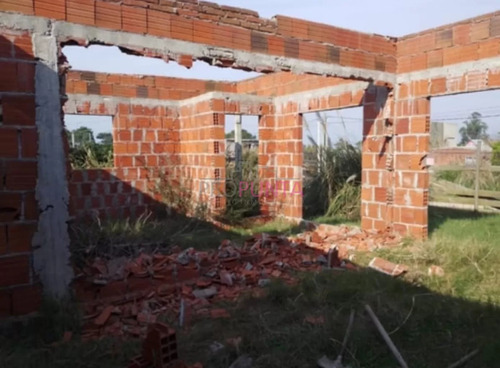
top-left (179, 91), bottom-right (272, 107)
top-left (65, 92), bottom-right (271, 115)
top-left (0, 11), bottom-right (50, 33)
top-left (274, 81), bottom-right (370, 113)
top-left (48, 19), bottom-right (395, 83)
top-left (397, 56), bottom-right (500, 83)
top-left (32, 30), bottom-right (74, 298)
top-left (64, 94), bottom-right (179, 114)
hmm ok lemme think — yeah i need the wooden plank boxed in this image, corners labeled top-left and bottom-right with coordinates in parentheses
top-left (447, 189), bottom-right (500, 200)
top-left (431, 165), bottom-right (500, 172)
top-left (474, 141), bottom-right (482, 211)
top-left (432, 195), bottom-right (500, 208)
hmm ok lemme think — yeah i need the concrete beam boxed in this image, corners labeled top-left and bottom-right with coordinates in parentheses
top-left (49, 19), bottom-right (395, 84)
top-left (64, 94), bottom-right (178, 115)
top-left (397, 56), bottom-right (500, 84)
top-left (274, 81), bottom-right (370, 113)
top-left (65, 92), bottom-right (272, 115)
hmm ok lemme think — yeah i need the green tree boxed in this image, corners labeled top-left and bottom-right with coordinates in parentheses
top-left (225, 129), bottom-right (256, 139)
top-left (70, 126), bottom-right (95, 147)
top-left (459, 112), bottom-right (489, 145)
top-left (96, 132), bottom-right (113, 145)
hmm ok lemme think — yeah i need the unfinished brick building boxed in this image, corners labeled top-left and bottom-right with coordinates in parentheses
top-left (0, 0), bottom-right (499, 316)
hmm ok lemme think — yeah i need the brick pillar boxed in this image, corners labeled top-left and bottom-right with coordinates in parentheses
top-left (179, 99), bottom-right (226, 216)
top-left (209, 101), bottom-right (226, 215)
top-left (361, 85), bottom-right (394, 232)
top-left (258, 112), bottom-right (276, 216)
top-left (270, 102), bottom-right (302, 219)
top-left (393, 83), bottom-right (430, 239)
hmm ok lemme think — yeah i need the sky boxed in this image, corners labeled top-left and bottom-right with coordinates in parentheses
top-left (63, 0), bottom-right (500, 142)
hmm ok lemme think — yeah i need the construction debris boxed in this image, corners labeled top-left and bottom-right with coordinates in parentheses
top-left (73, 225), bottom-right (400, 340)
top-left (368, 257), bottom-right (408, 277)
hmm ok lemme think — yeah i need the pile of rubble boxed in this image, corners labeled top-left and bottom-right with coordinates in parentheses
top-left (73, 224), bottom-right (401, 340)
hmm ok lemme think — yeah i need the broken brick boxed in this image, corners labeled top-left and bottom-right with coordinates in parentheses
top-left (368, 257), bottom-right (408, 277)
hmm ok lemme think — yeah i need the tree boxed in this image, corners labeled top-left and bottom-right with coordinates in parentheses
top-left (459, 112), bottom-right (489, 145)
top-left (96, 132), bottom-right (113, 145)
top-left (70, 126), bottom-right (95, 147)
top-left (225, 129), bottom-right (256, 139)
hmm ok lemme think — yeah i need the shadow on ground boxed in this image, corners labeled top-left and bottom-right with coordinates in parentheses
top-left (2, 262), bottom-right (500, 368)
top-left (180, 267), bottom-right (500, 368)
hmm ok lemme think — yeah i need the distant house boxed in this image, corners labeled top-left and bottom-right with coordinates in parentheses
top-left (429, 139), bottom-right (492, 166)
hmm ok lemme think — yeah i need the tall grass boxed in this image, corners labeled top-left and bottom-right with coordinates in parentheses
top-left (223, 150), bottom-right (260, 223)
top-left (69, 143), bottom-right (113, 169)
top-left (303, 139), bottom-right (361, 219)
top-left (434, 169), bottom-right (500, 191)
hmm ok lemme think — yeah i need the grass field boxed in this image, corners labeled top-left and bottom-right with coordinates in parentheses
top-left (1, 207), bottom-right (499, 368)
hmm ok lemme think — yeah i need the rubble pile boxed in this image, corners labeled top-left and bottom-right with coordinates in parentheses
top-left (73, 224), bottom-right (401, 340)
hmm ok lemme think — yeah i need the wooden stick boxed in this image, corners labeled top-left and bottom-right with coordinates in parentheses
top-left (339, 309), bottom-right (355, 357)
top-left (364, 304), bottom-right (409, 368)
top-left (447, 349), bottom-right (479, 368)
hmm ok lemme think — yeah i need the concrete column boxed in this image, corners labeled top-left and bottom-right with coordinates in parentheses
top-left (32, 31), bottom-right (73, 298)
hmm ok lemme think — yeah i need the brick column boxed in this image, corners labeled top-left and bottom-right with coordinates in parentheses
top-left (271, 102), bottom-right (303, 219)
top-left (179, 99), bottom-right (226, 215)
top-left (361, 85), bottom-right (394, 232)
top-left (393, 82), bottom-right (430, 239)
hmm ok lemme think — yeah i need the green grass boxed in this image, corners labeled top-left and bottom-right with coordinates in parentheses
top-left (3, 207), bottom-right (500, 368)
top-left (178, 272), bottom-right (500, 368)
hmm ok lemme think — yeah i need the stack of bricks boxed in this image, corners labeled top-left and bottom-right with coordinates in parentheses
top-left (0, 30), bottom-right (42, 316)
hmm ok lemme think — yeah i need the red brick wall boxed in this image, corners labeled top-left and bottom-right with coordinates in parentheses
top-left (360, 87), bottom-right (394, 233)
top-left (268, 83), bottom-right (367, 218)
top-left (66, 70), bottom-right (235, 100)
top-left (0, 29), bottom-right (42, 316)
top-left (429, 148), bottom-right (492, 166)
top-left (66, 98), bottom-right (180, 219)
top-left (397, 11), bottom-right (500, 73)
top-left (237, 72), bottom-right (354, 96)
top-left (0, 0), bottom-right (396, 75)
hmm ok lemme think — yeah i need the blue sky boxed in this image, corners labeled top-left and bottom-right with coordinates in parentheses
top-left (64, 0), bottom-right (500, 143)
